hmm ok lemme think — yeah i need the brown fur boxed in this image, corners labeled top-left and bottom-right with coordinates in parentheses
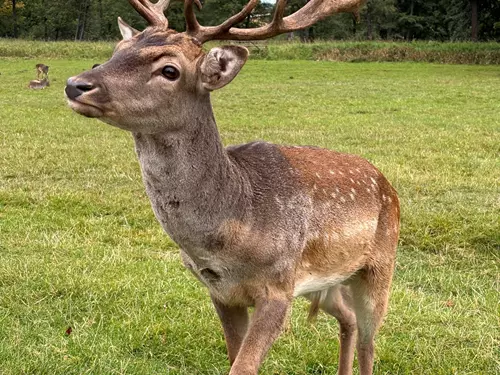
top-left (35, 63), bottom-right (49, 79)
top-left (65, 2), bottom-right (398, 374)
top-left (28, 77), bottom-right (50, 90)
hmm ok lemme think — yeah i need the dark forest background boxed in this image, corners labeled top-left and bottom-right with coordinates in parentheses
top-left (1, 0), bottom-right (499, 42)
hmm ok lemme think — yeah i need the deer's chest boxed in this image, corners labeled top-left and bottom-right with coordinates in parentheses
top-left (179, 249), bottom-right (250, 304)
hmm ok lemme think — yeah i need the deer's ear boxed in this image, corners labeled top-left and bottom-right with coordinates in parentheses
top-left (118, 17), bottom-right (139, 41)
top-left (200, 46), bottom-right (248, 92)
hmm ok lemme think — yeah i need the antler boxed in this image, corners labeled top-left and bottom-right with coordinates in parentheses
top-left (184, 0), bottom-right (366, 43)
top-left (128, 0), bottom-right (202, 27)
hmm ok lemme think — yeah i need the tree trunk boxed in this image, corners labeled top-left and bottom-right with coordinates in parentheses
top-left (75, 5), bottom-right (82, 41)
top-left (406, 0), bottom-right (414, 40)
top-left (75, 0), bottom-right (89, 41)
top-left (79, 0), bottom-right (91, 40)
top-left (470, 0), bottom-right (478, 41)
top-left (12, 0), bottom-right (17, 38)
top-left (366, 2), bottom-right (373, 40)
top-left (98, 0), bottom-right (103, 38)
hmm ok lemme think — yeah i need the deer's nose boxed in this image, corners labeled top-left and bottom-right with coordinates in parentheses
top-left (65, 78), bottom-right (95, 100)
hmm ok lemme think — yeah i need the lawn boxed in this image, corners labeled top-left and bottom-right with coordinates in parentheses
top-left (0, 57), bottom-right (498, 374)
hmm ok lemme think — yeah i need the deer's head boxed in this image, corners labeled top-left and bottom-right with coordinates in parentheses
top-left (66, 0), bottom-right (365, 133)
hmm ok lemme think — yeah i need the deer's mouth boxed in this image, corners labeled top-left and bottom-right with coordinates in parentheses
top-left (66, 97), bottom-right (104, 118)
top-left (65, 77), bottom-right (105, 118)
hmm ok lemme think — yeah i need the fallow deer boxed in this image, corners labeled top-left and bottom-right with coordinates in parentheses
top-left (28, 77), bottom-right (50, 90)
top-left (65, 1), bottom-right (399, 374)
top-left (35, 63), bottom-right (49, 79)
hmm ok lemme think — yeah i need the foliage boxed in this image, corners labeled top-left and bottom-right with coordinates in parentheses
top-left (0, 0), bottom-right (499, 41)
top-left (0, 58), bottom-right (499, 374)
top-left (1, 38), bottom-right (499, 64)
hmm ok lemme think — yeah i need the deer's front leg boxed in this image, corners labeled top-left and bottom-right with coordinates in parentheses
top-left (229, 296), bottom-right (290, 375)
top-left (211, 296), bottom-right (249, 365)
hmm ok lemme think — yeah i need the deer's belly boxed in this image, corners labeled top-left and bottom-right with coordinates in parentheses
top-left (293, 273), bottom-right (350, 297)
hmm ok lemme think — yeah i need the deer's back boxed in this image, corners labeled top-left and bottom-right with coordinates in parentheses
top-left (226, 142), bottom-right (400, 297)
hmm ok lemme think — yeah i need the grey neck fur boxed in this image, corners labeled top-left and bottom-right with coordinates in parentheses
top-left (132, 97), bottom-right (249, 252)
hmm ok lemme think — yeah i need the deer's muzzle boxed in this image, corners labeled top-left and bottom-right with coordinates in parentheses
top-left (65, 78), bottom-right (95, 100)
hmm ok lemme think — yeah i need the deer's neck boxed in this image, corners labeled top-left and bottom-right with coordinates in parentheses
top-left (132, 101), bottom-right (248, 252)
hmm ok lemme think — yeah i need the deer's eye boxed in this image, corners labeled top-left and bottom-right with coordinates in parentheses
top-left (162, 65), bottom-right (180, 81)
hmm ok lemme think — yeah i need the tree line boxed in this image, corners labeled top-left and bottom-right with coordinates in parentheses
top-left (1, 0), bottom-right (499, 42)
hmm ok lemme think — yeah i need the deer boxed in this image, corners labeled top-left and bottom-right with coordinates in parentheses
top-left (65, 1), bottom-right (399, 374)
top-left (35, 63), bottom-right (49, 80)
top-left (28, 77), bottom-right (50, 90)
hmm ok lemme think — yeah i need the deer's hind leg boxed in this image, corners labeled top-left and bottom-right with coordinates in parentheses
top-left (306, 286), bottom-right (357, 375)
top-left (349, 261), bottom-right (394, 375)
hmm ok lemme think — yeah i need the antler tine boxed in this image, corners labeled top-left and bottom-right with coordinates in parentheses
top-left (129, 0), bottom-right (201, 27)
top-left (185, 0), bottom-right (366, 42)
top-left (128, 0), bottom-right (168, 26)
top-left (216, 0), bottom-right (260, 33)
top-left (186, 0), bottom-right (259, 42)
top-left (184, 0), bottom-right (201, 33)
top-left (271, 0), bottom-right (287, 25)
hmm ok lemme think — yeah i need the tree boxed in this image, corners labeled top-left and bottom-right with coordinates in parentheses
top-left (12, 0), bottom-right (16, 37)
top-left (0, 0), bottom-right (24, 37)
top-left (0, 0), bottom-right (498, 41)
top-left (470, 0), bottom-right (478, 40)
top-left (362, 0), bottom-right (397, 40)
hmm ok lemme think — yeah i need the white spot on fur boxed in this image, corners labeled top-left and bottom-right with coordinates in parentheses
top-left (349, 169), bottom-right (354, 175)
top-left (316, 172), bottom-right (321, 179)
top-left (342, 218), bottom-right (378, 238)
top-left (370, 177), bottom-right (378, 185)
top-left (382, 194), bottom-right (387, 201)
top-left (340, 196), bottom-right (346, 203)
top-left (313, 184), bottom-right (317, 191)
top-left (329, 170), bottom-right (335, 175)
top-left (335, 187), bottom-right (340, 193)
top-left (350, 178), bottom-right (355, 184)
top-left (351, 188), bottom-right (356, 194)
top-left (339, 171), bottom-right (344, 176)
top-left (350, 193), bottom-right (355, 201)
top-left (331, 192), bottom-right (337, 198)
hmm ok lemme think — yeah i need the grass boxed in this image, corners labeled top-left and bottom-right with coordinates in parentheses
top-left (1, 57), bottom-right (499, 374)
top-left (253, 40), bottom-right (500, 64)
top-left (1, 38), bottom-right (500, 64)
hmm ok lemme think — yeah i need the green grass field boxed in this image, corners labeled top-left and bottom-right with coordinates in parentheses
top-left (0, 57), bottom-right (499, 374)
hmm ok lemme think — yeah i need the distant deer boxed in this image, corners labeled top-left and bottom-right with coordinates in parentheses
top-left (65, 1), bottom-right (399, 374)
top-left (28, 77), bottom-right (50, 90)
top-left (36, 63), bottom-right (49, 79)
